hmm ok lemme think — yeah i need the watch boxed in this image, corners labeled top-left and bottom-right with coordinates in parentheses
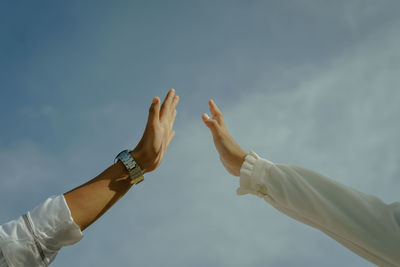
top-left (114, 149), bottom-right (144, 184)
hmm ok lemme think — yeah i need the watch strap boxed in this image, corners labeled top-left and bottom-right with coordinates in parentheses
top-left (115, 150), bottom-right (144, 184)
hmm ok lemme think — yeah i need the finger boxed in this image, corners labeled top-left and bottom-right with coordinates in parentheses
top-left (170, 109), bottom-right (177, 129)
top-left (172, 95), bottom-right (180, 110)
top-left (202, 113), bottom-right (221, 138)
top-left (147, 97), bottom-right (160, 126)
top-left (208, 99), bottom-right (224, 125)
top-left (160, 88), bottom-right (175, 119)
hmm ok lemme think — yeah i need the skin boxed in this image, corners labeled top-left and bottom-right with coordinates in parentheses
top-left (201, 99), bottom-right (248, 176)
top-left (64, 89), bottom-right (179, 231)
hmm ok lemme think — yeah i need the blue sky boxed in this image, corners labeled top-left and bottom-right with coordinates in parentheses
top-left (1, 1), bottom-right (400, 266)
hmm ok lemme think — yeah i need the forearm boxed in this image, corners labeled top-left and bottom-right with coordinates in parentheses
top-left (63, 89), bottom-right (178, 232)
top-left (0, 90), bottom-right (178, 267)
top-left (64, 151), bottom-right (139, 231)
top-left (238, 151), bottom-right (400, 266)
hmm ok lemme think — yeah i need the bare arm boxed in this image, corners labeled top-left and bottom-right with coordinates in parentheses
top-left (64, 89), bottom-right (179, 231)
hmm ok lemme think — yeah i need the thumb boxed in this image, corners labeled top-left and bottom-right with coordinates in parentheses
top-left (202, 113), bottom-right (220, 138)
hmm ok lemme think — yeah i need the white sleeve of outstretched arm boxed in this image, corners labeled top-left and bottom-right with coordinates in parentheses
top-left (237, 151), bottom-right (400, 267)
top-left (0, 195), bottom-right (83, 267)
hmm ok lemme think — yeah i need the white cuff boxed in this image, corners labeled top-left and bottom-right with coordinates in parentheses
top-left (0, 195), bottom-right (83, 267)
top-left (29, 195), bottom-right (83, 250)
top-left (237, 151), bottom-right (274, 198)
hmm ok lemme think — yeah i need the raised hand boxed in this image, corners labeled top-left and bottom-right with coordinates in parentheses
top-left (132, 89), bottom-right (179, 173)
top-left (202, 100), bottom-right (247, 176)
top-left (64, 89), bottom-right (179, 231)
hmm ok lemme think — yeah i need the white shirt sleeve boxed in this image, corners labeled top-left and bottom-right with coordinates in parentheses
top-left (0, 195), bottom-right (83, 267)
top-left (238, 151), bottom-right (400, 267)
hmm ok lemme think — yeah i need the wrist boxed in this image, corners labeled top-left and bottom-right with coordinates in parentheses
top-left (238, 153), bottom-right (247, 171)
top-left (230, 148), bottom-right (247, 176)
top-left (130, 149), bottom-right (147, 174)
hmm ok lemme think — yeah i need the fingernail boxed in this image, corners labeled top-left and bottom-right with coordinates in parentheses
top-left (153, 97), bottom-right (157, 103)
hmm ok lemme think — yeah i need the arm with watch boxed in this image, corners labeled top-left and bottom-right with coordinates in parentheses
top-left (64, 149), bottom-right (146, 230)
top-left (65, 88), bottom-right (179, 231)
top-left (0, 89), bottom-right (179, 267)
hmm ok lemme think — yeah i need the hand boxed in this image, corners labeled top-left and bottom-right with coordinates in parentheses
top-left (131, 89), bottom-right (179, 174)
top-left (202, 100), bottom-right (247, 176)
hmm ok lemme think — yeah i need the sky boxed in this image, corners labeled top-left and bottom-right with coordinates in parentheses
top-left (1, 1), bottom-right (400, 266)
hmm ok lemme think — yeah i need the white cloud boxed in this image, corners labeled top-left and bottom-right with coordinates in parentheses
top-left (0, 140), bottom-right (65, 222)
